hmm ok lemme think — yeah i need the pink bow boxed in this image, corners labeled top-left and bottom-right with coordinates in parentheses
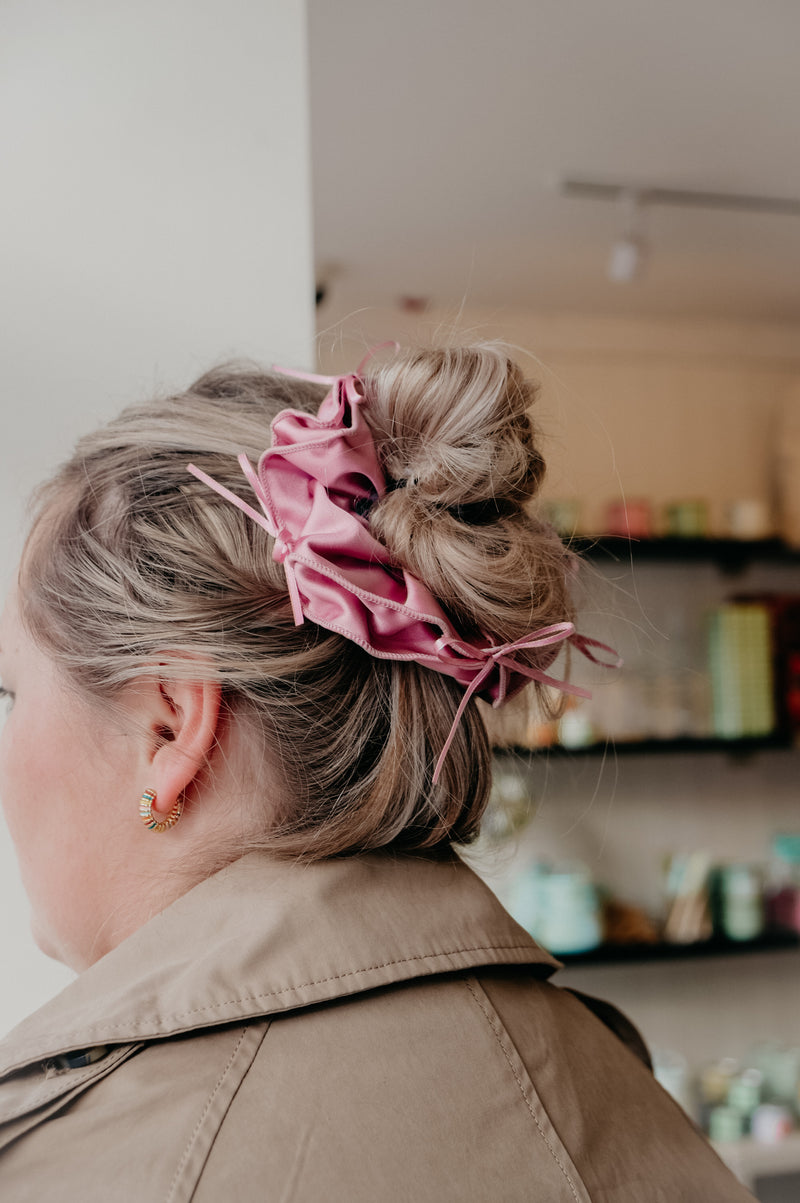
top-left (187, 353), bottom-right (620, 785)
top-left (430, 627), bottom-right (617, 782)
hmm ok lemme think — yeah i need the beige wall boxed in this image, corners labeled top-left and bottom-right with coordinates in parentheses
top-left (319, 303), bottom-right (800, 1092)
top-left (317, 305), bottom-right (800, 534)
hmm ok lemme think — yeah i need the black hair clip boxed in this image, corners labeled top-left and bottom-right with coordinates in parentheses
top-left (448, 498), bottom-right (514, 524)
top-left (352, 489), bottom-right (380, 518)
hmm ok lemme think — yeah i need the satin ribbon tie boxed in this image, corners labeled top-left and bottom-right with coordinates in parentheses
top-left (431, 625), bottom-right (619, 784)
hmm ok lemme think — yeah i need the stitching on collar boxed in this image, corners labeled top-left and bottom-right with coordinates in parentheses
top-left (7, 942), bottom-right (542, 1053)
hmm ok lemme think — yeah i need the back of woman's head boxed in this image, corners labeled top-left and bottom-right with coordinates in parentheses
top-left (20, 343), bottom-right (575, 860)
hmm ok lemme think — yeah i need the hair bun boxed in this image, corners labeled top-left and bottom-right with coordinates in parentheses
top-left (363, 344), bottom-right (574, 646)
top-left (365, 347), bottom-right (543, 509)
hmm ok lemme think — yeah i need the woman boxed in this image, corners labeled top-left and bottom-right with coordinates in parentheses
top-left (0, 345), bottom-right (752, 1200)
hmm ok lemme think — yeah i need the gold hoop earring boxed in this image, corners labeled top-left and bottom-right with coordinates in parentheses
top-left (139, 788), bottom-right (183, 833)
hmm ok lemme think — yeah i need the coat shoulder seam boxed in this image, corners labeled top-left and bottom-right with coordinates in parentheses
top-left (462, 976), bottom-right (585, 1203)
top-left (165, 1023), bottom-right (268, 1203)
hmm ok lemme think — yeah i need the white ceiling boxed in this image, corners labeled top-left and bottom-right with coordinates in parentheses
top-left (308, 0), bottom-right (800, 321)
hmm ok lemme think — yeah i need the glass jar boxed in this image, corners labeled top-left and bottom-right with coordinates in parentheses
top-left (719, 864), bottom-right (765, 942)
top-left (536, 866), bottom-right (602, 955)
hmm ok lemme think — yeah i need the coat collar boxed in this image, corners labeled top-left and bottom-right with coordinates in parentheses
top-left (0, 851), bottom-right (557, 1079)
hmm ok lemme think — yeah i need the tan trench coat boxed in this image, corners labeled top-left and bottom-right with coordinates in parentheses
top-left (0, 852), bottom-right (753, 1202)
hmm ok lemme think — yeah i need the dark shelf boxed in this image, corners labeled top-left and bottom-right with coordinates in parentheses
top-left (487, 537), bottom-right (800, 759)
top-left (495, 734), bottom-right (794, 759)
top-left (569, 535), bottom-right (800, 572)
top-left (557, 929), bottom-right (800, 967)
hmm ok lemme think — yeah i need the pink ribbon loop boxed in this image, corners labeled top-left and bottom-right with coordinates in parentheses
top-left (186, 461), bottom-right (276, 538)
top-left (569, 632), bottom-right (623, 669)
top-left (431, 624), bottom-right (610, 784)
top-left (187, 351), bottom-right (620, 787)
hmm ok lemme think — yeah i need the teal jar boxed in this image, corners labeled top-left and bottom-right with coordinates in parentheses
top-left (507, 863), bottom-right (549, 944)
top-left (720, 865), bottom-right (764, 942)
top-left (727, 1069), bottom-right (763, 1120)
top-left (709, 1105), bottom-right (745, 1143)
top-left (537, 867), bottom-right (602, 955)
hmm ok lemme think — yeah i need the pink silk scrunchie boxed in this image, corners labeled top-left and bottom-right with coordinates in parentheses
top-left (187, 353), bottom-right (618, 782)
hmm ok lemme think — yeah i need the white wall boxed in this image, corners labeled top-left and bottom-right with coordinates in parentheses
top-left (0, 0), bottom-right (314, 1034)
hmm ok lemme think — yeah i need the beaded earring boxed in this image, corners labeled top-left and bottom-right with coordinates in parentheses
top-left (138, 788), bottom-right (183, 833)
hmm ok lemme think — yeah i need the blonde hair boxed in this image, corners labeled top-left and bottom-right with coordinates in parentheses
top-left (21, 344), bottom-right (574, 859)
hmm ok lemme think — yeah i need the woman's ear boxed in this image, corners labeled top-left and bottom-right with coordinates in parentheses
top-left (140, 674), bottom-right (222, 818)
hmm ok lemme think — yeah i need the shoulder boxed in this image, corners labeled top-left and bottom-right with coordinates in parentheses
top-left (0, 853), bottom-right (754, 1201)
top-left (188, 970), bottom-right (753, 1203)
top-left (0, 1022), bottom-right (269, 1202)
top-left (0, 971), bottom-right (753, 1203)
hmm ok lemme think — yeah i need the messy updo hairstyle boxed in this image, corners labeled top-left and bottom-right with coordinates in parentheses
top-left (20, 344), bottom-right (575, 860)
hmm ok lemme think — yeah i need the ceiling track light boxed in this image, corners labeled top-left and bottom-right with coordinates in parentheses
top-left (559, 178), bottom-right (800, 285)
top-left (607, 189), bottom-right (646, 284)
top-left (560, 179), bottom-right (800, 217)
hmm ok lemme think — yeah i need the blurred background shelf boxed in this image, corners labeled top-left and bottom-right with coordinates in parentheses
top-left (557, 930), bottom-right (800, 967)
top-left (570, 535), bottom-right (800, 572)
top-left (713, 1133), bottom-right (800, 1193)
top-left (495, 734), bottom-right (794, 758)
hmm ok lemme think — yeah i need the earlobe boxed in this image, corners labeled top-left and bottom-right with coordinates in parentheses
top-left (145, 675), bottom-right (222, 820)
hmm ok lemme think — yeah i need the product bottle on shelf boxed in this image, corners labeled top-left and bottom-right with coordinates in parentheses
top-left (766, 834), bottom-right (800, 934)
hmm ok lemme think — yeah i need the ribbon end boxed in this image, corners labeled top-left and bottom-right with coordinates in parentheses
top-left (285, 565), bottom-right (305, 627)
